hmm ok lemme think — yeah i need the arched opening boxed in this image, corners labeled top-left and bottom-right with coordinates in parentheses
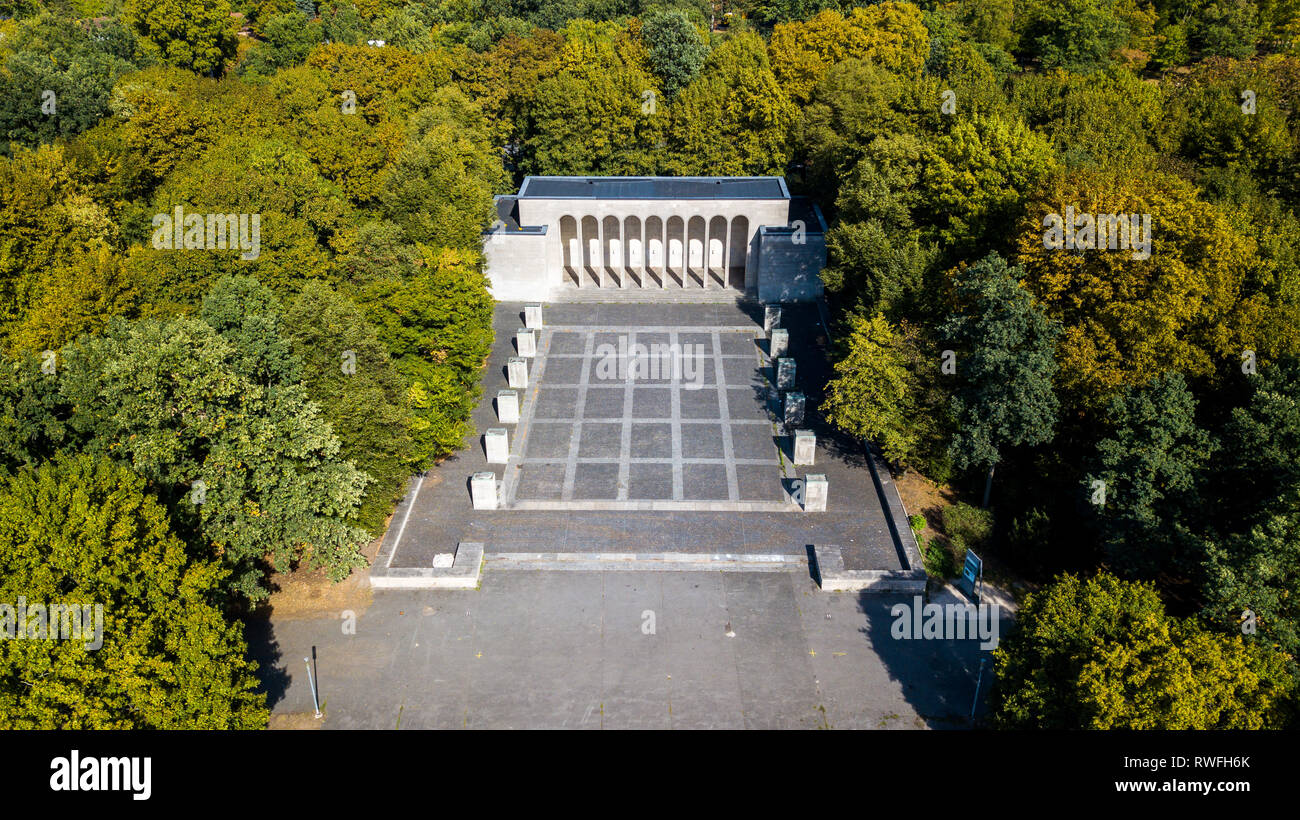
top-left (708, 215), bottom-right (728, 287)
top-left (624, 216), bottom-right (643, 286)
top-left (581, 215), bottom-right (600, 287)
top-left (602, 215), bottom-right (621, 286)
top-left (688, 239), bottom-right (703, 269)
top-left (560, 215), bottom-right (580, 286)
top-left (729, 215), bottom-right (750, 290)
top-left (646, 216), bottom-right (664, 285)
top-left (666, 216), bottom-right (685, 286)
top-left (687, 216), bottom-right (706, 286)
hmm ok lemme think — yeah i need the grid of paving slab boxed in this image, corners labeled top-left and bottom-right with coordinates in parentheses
top-left (376, 301), bottom-right (909, 573)
top-left (504, 326), bottom-right (790, 509)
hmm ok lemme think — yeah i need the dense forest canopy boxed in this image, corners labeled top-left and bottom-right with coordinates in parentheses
top-left (1, 0), bottom-right (1298, 727)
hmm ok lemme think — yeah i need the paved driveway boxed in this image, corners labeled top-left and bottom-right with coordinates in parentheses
top-left (252, 571), bottom-right (992, 729)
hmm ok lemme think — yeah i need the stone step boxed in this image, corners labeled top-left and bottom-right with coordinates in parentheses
top-left (486, 552), bottom-right (807, 572)
top-left (552, 287), bottom-right (748, 304)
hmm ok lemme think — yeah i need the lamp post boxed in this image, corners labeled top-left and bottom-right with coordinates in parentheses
top-left (305, 657), bottom-right (322, 719)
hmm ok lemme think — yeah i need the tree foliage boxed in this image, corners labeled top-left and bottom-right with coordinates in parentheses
top-left (0, 455), bottom-right (268, 728)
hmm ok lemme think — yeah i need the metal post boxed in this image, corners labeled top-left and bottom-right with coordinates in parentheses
top-left (970, 658), bottom-right (986, 721)
top-left (305, 657), bottom-right (322, 719)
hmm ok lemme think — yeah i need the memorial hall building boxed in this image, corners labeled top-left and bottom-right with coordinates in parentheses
top-left (483, 176), bottom-right (827, 303)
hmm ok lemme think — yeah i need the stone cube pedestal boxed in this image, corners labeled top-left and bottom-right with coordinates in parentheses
top-left (516, 328), bottom-right (537, 358)
top-left (794, 429), bottom-right (816, 465)
top-left (497, 390), bottom-right (519, 424)
top-left (508, 357), bottom-right (529, 389)
top-left (784, 391), bottom-right (805, 427)
top-left (804, 473), bottom-right (828, 512)
top-left (764, 304), bottom-right (782, 333)
top-left (485, 428), bottom-right (509, 464)
top-left (770, 328), bottom-right (789, 358)
top-left (524, 304), bottom-right (543, 329)
top-left (470, 472), bottom-right (498, 510)
top-left (775, 357), bottom-right (796, 391)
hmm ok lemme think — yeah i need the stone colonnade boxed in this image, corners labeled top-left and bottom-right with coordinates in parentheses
top-left (557, 213), bottom-right (750, 289)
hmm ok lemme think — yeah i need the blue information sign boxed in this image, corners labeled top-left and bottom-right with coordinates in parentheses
top-left (962, 549), bottom-right (982, 589)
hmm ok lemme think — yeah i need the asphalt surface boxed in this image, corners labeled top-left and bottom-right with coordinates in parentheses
top-left (252, 570), bottom-right (993, 729)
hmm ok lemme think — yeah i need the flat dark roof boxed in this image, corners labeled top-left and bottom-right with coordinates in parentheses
top-left (518, 176), bottom-right (789, 200)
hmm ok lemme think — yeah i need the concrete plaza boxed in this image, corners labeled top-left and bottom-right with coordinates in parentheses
top-left (379, 301), bottom-right (912, 575)
top-left (255, 570), bottom-right (991, 729)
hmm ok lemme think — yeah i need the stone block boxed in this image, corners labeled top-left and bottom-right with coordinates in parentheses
top-left (470, 472), bottom-right (498, 510)
top-left (764, 304), bottom-right (782, 333)
top-left (784, 391), bottom-right (805, 427)
top-left (516, 328), bottom-right (537, 358)
top-left (770, 328), bottom-right (789, 358)
top-left (508, 357), bottom-right (529, 389)
top-left (497, 390), bottom-right (519, 424)
top-left (524, 303), bottom-right (544, 329)
top-left (485, 428), bottom-right (509, 464)
top-left (775, 357), bottom-right (796, 391)
top-left (794, 429), bottom-right (815, 465)
top-left (804, 473), bottom-right (827, 512)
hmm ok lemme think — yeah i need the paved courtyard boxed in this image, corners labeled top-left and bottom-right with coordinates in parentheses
top-left (381, 301), bottom-right (910, 573)
top-left (506, 326), bottom-right (791, 509)
top-left (254, 570), bottom-right (992, 729)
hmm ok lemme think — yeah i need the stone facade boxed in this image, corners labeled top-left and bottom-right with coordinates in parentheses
top-left (483, 176), bottom-right (826, 302)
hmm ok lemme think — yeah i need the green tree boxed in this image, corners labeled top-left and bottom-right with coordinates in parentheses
top-left (380, 87), bottom-right (506, 252)
top-left (282, 281), bottom-right (414, 535)
top-left (237, 12), bottom-right (325, 81)
top-left (917, 115), bottom-right (1057, 253)
top-left (940, 253), bottom-right (1059, 506)
top-left (1017, 0), bottom-right (1130, 73)
top-left (1079, 612), bottom-right (1294, 729)
top-left (1203, 509), bottom-right (1300, 661)
top-left (1218, 357), bottom-right (1300, 525)
top-left (660, 31), bottom-right (797, 176)
top-left (1015, 168), bottom-right (1284, 411)
top-left (0, 455), bottom-right (268, 728)
top-left (821, 220), bottom-right (937, 319)
top-left (58, 312), bottom-right (371, 599)
top-left (356, 246), bottom-right (493, 465)
top-left (1085, 371), bottom-right (1215, 580)
top-left (125, 0), bottom-right (239, 76)
top-left (641, 9), bottom-right (707, 98)
top-left (0, 15), bottom-right (143, 154)
top-left (524, 54), bottom-right (659, 176)
top-left (991, 572), bottom-right (1294, 729)
top-left (822, 314), bottom-right (918, 465)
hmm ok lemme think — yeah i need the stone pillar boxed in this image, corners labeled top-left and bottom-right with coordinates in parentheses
top-left (597, 215), bottom-right (606, 288)
top-left (701, 227), bottom-right (710, 290)
top-left (497, 390), bottom-right (519, 424)
top-left (794, 429), bottom-right (815, 465)
top-left (660, 217), bottom-right (668, 289)
top-left (720, 220), bottom-right (730, 290)
top-left (508, 357), bottom-right (529, 389)
top-left (775, 357), bottom-right (796, 391)
top-left (516, 328), bottom-right (536, 358)
top-left (471, 472), bottom-right (498, 510)
top-left (784, 391), bottom-right (805, 427)
top-left (524, 304), bottom-right (543, 329)
top-left (485, 428), bottom-right (509, 464)
top-left (770, 328), bottom-right (789, 358)
top-left (620, 226), bottom-right (631, 289)
top-left (765, 305), bottom-right (782, 333)
top-left (804, 474), bottom-right (828, 512)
